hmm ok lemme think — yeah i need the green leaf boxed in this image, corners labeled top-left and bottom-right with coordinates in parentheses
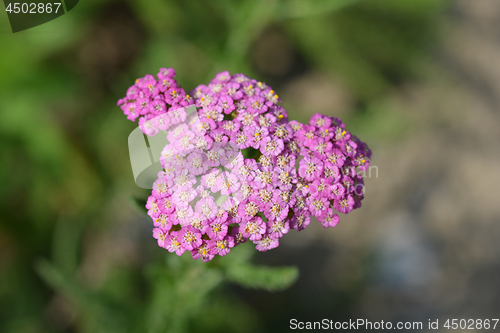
top-left (190, 294), bottom-right (263, 333)
top-left (51, 216), bottom-right (85, 276)
top-left (129, 196), bottom-right (148, 215)
top-left (278, 0), bottom-right (363, 19)
top-left (145, 257), bottom-right (224, 333)
top-left (35, 259), bottom-right (134, 333)
top-left (225, 264), bottom-right (299, 291)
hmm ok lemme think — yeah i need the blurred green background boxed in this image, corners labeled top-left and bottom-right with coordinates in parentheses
top-left (2, 0), bottom-right (500, 332)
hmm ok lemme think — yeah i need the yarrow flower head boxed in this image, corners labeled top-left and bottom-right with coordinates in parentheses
top-left (119, 69), bottom-right (372, 261)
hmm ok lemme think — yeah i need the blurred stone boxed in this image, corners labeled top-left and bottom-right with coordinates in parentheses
top-left (281, 72), bottom-right (353, 120)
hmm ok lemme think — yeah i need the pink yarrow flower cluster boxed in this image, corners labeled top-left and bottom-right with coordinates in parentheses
top-left (117, 68), bottom-right (194, 136)
top-left (118, 69), bottom-right (371, 262)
